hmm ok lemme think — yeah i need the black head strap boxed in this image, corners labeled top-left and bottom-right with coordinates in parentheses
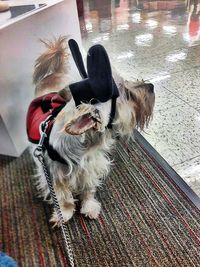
top-left (107, 97), bottom-right (117, 129)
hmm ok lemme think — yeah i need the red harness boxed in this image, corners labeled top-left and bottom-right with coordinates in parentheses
top-left (26, 93), bottom-right (66, 144)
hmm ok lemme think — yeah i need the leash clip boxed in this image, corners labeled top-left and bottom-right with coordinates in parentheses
top-left (38, 115), bottom-right (52, 147)
top-left (34, 115), bottom-right (52, 159)
top-left (38, 130), bottom-right (47, 148)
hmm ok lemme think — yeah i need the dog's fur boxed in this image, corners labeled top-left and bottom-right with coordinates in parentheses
top-left (32, 36), bottom-right (155, 225)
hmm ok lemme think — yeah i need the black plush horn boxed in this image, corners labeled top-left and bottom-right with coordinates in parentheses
top-left (87, 44), bottom-right (119, 101)
top-left (69, 43), bottom-right (119, 129)
top-left (69, 44), bottom-right (119, 106)
top-left (68, 39), bottom-right (88, 79)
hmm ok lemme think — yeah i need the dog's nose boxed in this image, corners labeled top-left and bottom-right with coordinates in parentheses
top-left (91, 109), bottom-right (101, 122)
top-left (147, 83), bottom-right (154, 93)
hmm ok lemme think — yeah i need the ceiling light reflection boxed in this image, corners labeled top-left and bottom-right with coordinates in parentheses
top-left (85, 21), bottom-right (93, 32)
top-left (150, 72), bottom-right (171, 83)
top-left (117, 51), bottom-right (134, 61)
top-left (145, 19), bottom-right (158, 29)
top-left (163, 26), bottom-right (177, 34)
top-left (132, 13), bottom-right (141, 23)
top-left (135, 33), bottom-right (153, 47)
top-left (92, 37), bottom-right (102, 44)
top-left (166, 51), bottom-right (187, 62)
top-left (91, 34), bottom-right (110, 44)
top-left (117, 24), bottom-right (129, 31)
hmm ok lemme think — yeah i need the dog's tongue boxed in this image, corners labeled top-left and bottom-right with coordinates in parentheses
top-left (64, 113), bottom-right (96, 135)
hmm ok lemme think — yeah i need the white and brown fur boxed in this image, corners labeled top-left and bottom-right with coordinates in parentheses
top-left (32, 36), bottom-right (155, 225)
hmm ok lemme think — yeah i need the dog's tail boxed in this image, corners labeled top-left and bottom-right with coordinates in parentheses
top-left (33, 36), bottom-right (68, 85)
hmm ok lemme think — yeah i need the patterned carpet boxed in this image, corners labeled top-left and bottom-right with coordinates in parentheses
top-left (0, 139), bottom-right (200, 267)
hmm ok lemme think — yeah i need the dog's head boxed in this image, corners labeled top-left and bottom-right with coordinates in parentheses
top-left (60, 79), bottom-right (154, 136)
top-left (59, 40), bottom-right (155, 136)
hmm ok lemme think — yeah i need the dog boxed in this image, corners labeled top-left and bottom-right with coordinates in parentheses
top-left (28, 36), bottom-right (155, 226)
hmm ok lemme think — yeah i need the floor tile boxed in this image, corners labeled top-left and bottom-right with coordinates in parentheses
top-left (142, 104), bottom-right (200, 166)
top-left (150, 81), bottom-right (183, 112)
top-left (173, 156), bottom-right (200, 196)
top-left (159, 66), bottom-right (200, 112)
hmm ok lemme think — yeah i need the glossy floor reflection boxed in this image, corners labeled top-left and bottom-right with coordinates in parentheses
top-left (79, 0), bottom-right (200, 196)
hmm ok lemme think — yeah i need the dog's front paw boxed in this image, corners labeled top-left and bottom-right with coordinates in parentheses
top-left (81, 199), bottom-right (101, 219)
top-left (50, 208), bottom-right (74, 227)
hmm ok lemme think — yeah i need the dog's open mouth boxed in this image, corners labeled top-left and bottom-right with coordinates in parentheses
top-left (62, 107), bottom-right (101, 135)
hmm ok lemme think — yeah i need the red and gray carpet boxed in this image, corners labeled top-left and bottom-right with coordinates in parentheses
top-left (0, 139), bottom-right (200, 266)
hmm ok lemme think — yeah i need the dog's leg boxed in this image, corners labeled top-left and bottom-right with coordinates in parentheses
top-left (80, 189), bottom-right (101, 219)
top-left (50, 186), bottom-right (75, 226)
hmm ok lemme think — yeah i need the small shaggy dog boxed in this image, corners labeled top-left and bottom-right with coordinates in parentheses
top-left (28, 37), bottom-right (155, 226)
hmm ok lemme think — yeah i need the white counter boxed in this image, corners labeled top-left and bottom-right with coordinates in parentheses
top-left (0, 0), bottom-right (82, 156)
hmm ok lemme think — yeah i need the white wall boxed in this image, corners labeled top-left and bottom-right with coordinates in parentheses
top-left (0, 0), bottom-right (82, 156)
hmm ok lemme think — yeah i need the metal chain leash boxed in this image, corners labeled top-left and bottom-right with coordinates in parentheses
top-left (34, 117), bottom-right (75, 267)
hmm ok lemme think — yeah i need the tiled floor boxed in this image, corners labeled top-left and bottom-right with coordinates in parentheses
top-left (79, 0), bottom-right (200, 196)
